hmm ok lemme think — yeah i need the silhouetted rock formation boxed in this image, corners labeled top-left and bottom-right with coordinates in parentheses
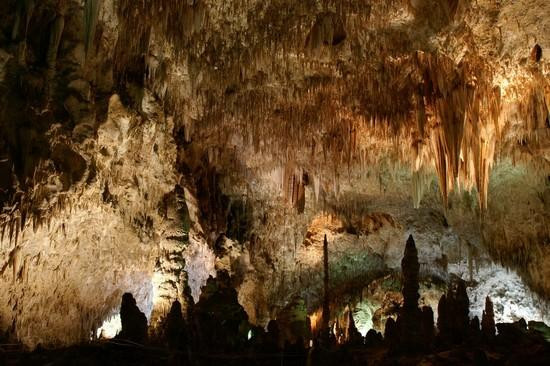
top-left (163, 300), bottom-right (187, 349)
top-left (265, 319), bottom-right (281, 351)
top-left (346, 309), bottom-right (363, 346)
top-left (437, 293), bottom-right (450, 342)
top-left (321, 234), bottom-right (330, 346)
top-left (470, 315), bottom-right (481, 342)
top-left (194, 271), bottom-right (250, 351)
top-left (401, 235), bottom-right (420, 311)
top-left (118, 293), bottom-right (148, 344)
top-left (481, 296), bottom-right (496, 340)
top-left (392, 235), bottom-right (433, 352)
top-left (384, 316), bottom-right (397, 345)
top-left (454, 280), bottom-right (470, 340)
top-left (365, 329), bottom-right (383, 347)
top-left (497, 319), bottom-right (529, 346)
top-left (247, 325), bottom-right (267, 351)
top-left (276, 297), bottom-right (310, 347)
top-left (528, 321), bottom-right (550, 343)
top-left (436, 278), bottom-right (471, 345)
top-left (420, 305), bottom-right (435, 347)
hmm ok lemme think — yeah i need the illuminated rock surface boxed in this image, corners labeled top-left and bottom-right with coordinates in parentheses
top-left (0, 1), bottom-right (549, 364)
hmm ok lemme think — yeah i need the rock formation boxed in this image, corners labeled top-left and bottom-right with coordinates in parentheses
top-left (163, 300), bottom-right (187, 349)
top-left (481, 296), bottom-right (496, 340)
top-left (436, 278), bottom-right (471, 345)
top-left (194, 271), bottom-right (250, 351)
top-left (437, 294), bottom-right (450, 342)
top-left (345, 309), bottom-right (364, 346)
top-left (469, 315), bottom-right (481, 342)
top-left (392, 235), bottom-right (434, 352)
top-left (401, 235), bottom-right (421, 310)
top-left (364, 329), bottom-right (383, 347)
top-left (118, 293), bottom-right (148, 344)
top-left (265, 319), bottom-right (281, 352)
top-left (0, 0), bottom-right (548, 360)
top-left (276, 297), bottom-right (310, 348)
top-left (384, 317), bottom-right (397, 346)
top-left (453, 279), bottom-right (471, 342)
top-left (420, 305), bottom-right (435, 347)
top-left (321, 233), bottom-right (331, 345)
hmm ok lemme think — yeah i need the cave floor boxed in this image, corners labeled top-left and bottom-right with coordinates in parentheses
top-left (2, 340), bottom-right (549, 366)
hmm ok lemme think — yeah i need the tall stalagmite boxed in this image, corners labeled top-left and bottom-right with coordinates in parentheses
top-left (401, 235), bottom-right (420, 310)
top-left (481, 296), bottom-right (496, 339)
top-left (321, 234), bottom-right (330, 345)
top-left (394, 235), bottom-right (432, 352)
top-left (454, 280), bottom-right (470, 342)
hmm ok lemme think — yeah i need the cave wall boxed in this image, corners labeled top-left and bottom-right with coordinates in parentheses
top-left (0, 93), bottom-right (181, 347)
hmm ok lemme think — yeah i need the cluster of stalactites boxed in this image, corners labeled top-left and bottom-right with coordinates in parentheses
top-left (0, 159), bottom-right (75, 248)
top-left (122, 0), bottom-right (413, 131)
top-left (229, 52), bottom-right (509, 211)
top-left (107, 1), bottom-right (548, 213)
top-left (281, 163), bottom-right (307, 213)
top-left (218, 51), bottom-right (546, 212)
top-left (410, 52), bottom-right (502, 211)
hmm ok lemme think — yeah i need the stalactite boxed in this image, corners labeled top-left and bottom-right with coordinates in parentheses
top-left (84, 0), bottom-right (102, 56)
top-left (44, 10), bottom-right (65, 105)
top-left (10, 246), bottom-right (21, 284)
top-left (9, 219), bottom-right (14, 245)
top-left (0, 0), bottom-right (546, 266)
top-left (431, 130), bottom-right (449, 207)
top-left (313, 174), bottom-right (321, 202)
top-left (411, 168), bottom-right (432, 209)
top-left (12, 0), bottom-right (36, 64)
top-left (14, 218), bottom-right (20, 247)
top-left (531, 44), bottom-right (542, 63)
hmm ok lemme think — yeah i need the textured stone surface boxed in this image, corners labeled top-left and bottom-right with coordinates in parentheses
top-left (0, 94), bottom-right (179, 347)
top-left (0, 0), bottom-right (549, 348)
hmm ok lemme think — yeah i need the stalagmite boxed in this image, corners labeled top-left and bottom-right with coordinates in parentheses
top-left (401, 235), bottom-right (420, 310)
top-left (392, 235), bottom-right (433, 351)
top-left (118, 293), bottom-right (148, 343)
top-left (346, 308), bottom-right (363, 345)
top-left (321, 234), bottom-right (330, 345)
top-left (481, 296), bottom-right (496, 339)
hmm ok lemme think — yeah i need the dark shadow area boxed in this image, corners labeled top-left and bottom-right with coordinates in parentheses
top-left (3, 236), bottom-right (549, 365)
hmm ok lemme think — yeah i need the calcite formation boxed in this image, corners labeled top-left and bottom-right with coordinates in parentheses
top-left (0, 0), bottom-right (548, 350)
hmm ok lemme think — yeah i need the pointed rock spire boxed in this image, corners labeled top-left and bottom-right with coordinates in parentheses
top-left (481, 296), bottom-right (496, 339)
top-left (321, 234), bottom-right (330, 345)
top-left (401, 234), bottom-right (420, 310)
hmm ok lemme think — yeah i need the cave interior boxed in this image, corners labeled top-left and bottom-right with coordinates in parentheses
top-left (0, 0), bottom-right (549, 365)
